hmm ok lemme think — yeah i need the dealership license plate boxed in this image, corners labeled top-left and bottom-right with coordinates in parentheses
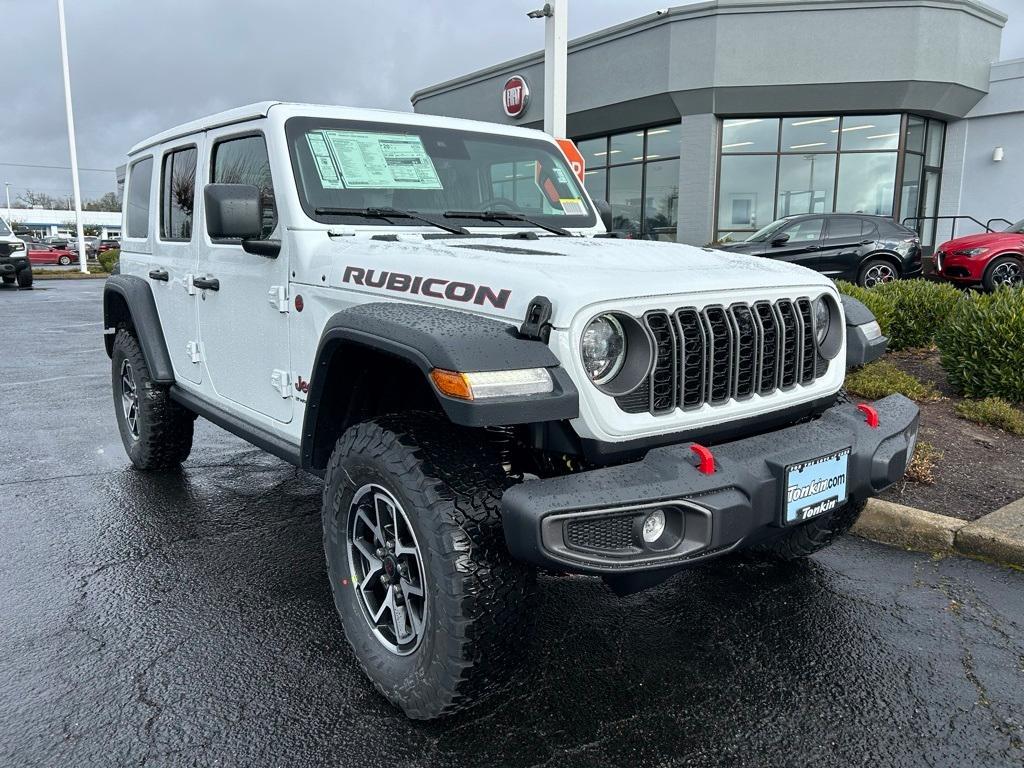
top-left (783, 448), bottom-right (850, 525)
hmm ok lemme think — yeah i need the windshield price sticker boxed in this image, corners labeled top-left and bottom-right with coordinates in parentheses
top-left (559, 198), bottom-right (586, 216)
top-left (321, 130), bottom-right (443, 190)
top-left (306, 132), bottom-right (345, 189)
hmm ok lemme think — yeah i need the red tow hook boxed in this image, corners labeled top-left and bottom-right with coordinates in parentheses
top-left (857, 403), bottom-right (880, 429)
top-left (690, 443), bottom-right (716, 475)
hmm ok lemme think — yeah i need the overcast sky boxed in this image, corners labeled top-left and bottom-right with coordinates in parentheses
top-left (1, 0), bottom-right (1021, 207)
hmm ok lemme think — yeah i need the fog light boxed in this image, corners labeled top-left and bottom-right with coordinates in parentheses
top-left (641, 510), bottom-right (666, 543)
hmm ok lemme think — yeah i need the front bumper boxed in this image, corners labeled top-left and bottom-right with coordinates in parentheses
top-left (934, 250), bottom-right (984, 283)
top-left (0, 255), bottom-right (29, 275)
top-left (502, 395), bottom-right (919, 574)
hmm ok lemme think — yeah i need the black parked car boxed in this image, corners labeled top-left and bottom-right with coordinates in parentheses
top-left (718, 214), bottom-right (922, 287)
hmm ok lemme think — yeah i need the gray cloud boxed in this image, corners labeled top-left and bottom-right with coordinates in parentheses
top-left (0, 0), bottom-right (1020, 206)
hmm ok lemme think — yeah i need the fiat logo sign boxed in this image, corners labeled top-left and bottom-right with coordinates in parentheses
top-left (502, 75), bottom-right (530, 118)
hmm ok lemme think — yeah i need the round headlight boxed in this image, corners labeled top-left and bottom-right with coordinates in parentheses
top-left (813, 296), bottom-right (830, 346)
top-left (581, 314), bottom-right (626, 384)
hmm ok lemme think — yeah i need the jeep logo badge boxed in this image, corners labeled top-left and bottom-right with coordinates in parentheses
top-left (502, 75), bottom-right (529, 119)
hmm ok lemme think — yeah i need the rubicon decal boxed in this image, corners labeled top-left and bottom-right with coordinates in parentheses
top-left (342, 266), bottom-right (511, 309)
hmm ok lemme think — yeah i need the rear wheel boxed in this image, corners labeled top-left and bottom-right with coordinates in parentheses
top-left (58, 254), bottom-right (73, 266)
top-left (111, 329), bottom-right (194, 469)
top-left (322, 413), bottom-right (536, 720)
top-left (982, 255), bottom-right (1023, 292)
top-left (858, 258), bottom-right (898, 288)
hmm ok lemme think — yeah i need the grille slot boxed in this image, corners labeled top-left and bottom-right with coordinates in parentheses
top-left (565, 516), bottom-right (635, 552)
top-left (615, 296), bottom-right (829, 416)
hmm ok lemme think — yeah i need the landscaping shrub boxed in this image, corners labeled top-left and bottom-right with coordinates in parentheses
top-left (835, 279), bottom-right (962, 351)
top-left (955, 397), bottom-right (1024, 436)
top-left (98, 248), bottom-right (119, 273)
top-left (844, 359), bottom-right (940, 402)
top-left (936, 287), bottom-right (1024, 402)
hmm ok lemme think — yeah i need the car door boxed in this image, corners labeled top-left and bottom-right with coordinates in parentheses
top-left (196, 128), bottom-right (292, 423)
top-left (763, 217), bottom-right (826, 270)
top-left (818, 216), bottom-right (869, 277)
top-left (150, 145), bottom-right (204, 385)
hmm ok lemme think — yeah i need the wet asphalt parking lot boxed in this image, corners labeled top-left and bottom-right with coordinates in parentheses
top-left (2, 278), bottom-right (1023, 767)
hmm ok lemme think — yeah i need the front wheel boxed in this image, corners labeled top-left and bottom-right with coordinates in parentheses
top-left (322, 413), bottom-right (536, 720)
top-left (983, 255), bottom-right (1023, 292)
top-left (748, 498), bottom-right (867, 561)
top-left (858, 258), bottom-right (899, 288)
top-left (16, 266), bottom-right (32, 289)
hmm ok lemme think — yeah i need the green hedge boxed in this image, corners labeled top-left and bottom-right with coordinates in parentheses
top-left (97, 248), bottom-right (119, 273)
top-left (836, 279), bottom-right (963, 351)
top-left (936, 287), bottom-right (1024, 402)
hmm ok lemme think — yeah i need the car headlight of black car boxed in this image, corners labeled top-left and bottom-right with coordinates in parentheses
top-left (580, 312), bottom-right (654, 395)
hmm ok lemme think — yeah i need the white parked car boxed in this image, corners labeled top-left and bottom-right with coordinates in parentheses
top-left (0, 216), bottom-right (31, 288)
top-left (103, 102), bottom-right (917, 719)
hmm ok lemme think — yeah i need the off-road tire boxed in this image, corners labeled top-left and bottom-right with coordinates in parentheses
top-left (111, 328), bottom-right (194, 469)
top-left (322, 412), bottom-right (537, 720)
top-left (982, 254), bottom-right (1023, 292)
top-left (1, 275), bottom-right (14, 284)
top-left (748, 498), bottom-right (867, 561)
top-left (16, 266), bottom-right (32, 289)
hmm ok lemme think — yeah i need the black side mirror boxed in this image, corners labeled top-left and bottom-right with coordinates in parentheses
top-left (594, 198), bottom-right (613, 231)
top-left (204, 183), bottom-right (280, 257)
top-left (771, 233), bottom-right (790, 246)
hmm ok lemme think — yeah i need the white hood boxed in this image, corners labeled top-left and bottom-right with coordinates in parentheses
top-left (319, 233), bottom-right (835, 327)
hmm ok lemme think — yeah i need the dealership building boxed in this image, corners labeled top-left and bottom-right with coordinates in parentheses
top-left (411, 0), bottom-right (1021, 252)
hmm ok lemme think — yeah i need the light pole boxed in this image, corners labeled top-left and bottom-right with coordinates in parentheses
top-left (528, 0), bottom-right (568, 138)
top-left (4, 183), bottom-right (10, 224)
top-left (57, 0), bottom-right (88, 273)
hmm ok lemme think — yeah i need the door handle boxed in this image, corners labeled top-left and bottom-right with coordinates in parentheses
top-left (806, 245), bottom-right (820, 251)
top-left (192, 276), bottom-right (220, 291)
top-left (148, 269), bottom-right (169, 282)
top-left (860, 240), bottom-right (873, 245)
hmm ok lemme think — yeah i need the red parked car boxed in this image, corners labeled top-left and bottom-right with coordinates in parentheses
top-left (27, 243), bottom-right (77, 266)
top-left (933, 219), bottom-right (1024, 291)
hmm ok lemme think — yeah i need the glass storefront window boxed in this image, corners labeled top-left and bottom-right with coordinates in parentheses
top-left (777, 154), bottom-right (836, 216)
top-left (644, 159), bottom-right (679, 241)
top-left (609, 130), bottom-right (644, 164)
top-left (838, 114), bottom-right (900, 151)
top-left (781, 116), bottom-right (839, 152)
top-left (645, 124), bottom-right (681, 159)
top-left (718, 155), bottom-right (777, 231)
top-left (836, 152), bottom-right (897, 216)
top-left (721, 118), bottom-right (779, 153)
top-left (577, 137), bottom-right (609, 169)
top-left (584, 167), bottom-right (607, 202)
top-left (608, 163), bottom-right (643, 236)
top-left (926, 121), bottom-right (945, 166)
top-left (905, 116), bottom-right (926, 154)
top-left (899, 153), bottom-right (923, 226)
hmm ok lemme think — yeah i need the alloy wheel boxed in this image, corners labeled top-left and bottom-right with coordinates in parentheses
top-left (120, 359), bottom-right (140, 440)
top-left (991, 261), bottom-right (1022, 288)
top-left (863, 263), bottom-right (897, 288)
top-left (346, 484), bottom-right (427, 655)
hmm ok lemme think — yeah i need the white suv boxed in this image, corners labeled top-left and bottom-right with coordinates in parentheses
top-left (104, 102), bottom-right (917, 719)
top-left (0, 216), bottom-right (31, 288)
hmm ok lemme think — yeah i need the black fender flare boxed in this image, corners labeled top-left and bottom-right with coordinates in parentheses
top-left (103, 274), bottom-right (175, 384)
top-left (300, 302), bottom-right (579, 469)
top-left (841, 294), bottom-right (887, 369)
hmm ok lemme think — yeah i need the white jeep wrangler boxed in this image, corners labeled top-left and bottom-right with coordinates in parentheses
top-left (105, 102), bottom-right (917, 719)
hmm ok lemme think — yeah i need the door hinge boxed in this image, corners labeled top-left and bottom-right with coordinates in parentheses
top-left (185, 340), bottom-right (203, 364)
top-left (268, 285), bottom-right (289, 313)
top-left (184, 273), bottom-right (196, 296)
top-left (271, 369), bottom-right (292, 398)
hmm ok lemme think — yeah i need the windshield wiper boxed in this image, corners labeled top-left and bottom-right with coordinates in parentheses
top-left (313, 206), bottom-right (469, 236)
top-left (444, 209), bottom-right (572, 237)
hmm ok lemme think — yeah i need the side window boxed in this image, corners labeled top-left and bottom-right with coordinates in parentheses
top-left (212, 134), bottom-right (277, 238)
top-left (781, 217), bottom-right (824, 242)
top-left (827, 216), bottom-right (863, 240)
top-left (126, 157), bottom-right (154, 239)
top-left (160, 146), bottom-right (198, 241)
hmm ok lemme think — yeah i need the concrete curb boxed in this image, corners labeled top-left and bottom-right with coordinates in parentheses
top-left (852, 497), bottom-right (1024, 568)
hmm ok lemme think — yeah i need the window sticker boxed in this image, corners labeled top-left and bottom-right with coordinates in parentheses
top-left (322, 131), bottom-right (443, 190)
top-left (552, 166), bottom-right (569, 184)
top-left (306, 132), bottom-right (345, 189)
top-left (559, 198), bottom-right (586, 216)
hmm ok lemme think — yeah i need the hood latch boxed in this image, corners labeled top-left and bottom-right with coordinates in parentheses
top-left (520, 295), bottom-right (553, 342)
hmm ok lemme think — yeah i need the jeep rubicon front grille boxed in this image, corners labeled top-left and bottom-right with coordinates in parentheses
top-left (616, 297), bottom-right (827, 415)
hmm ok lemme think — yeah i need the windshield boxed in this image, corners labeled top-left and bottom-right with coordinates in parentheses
top-left (286, 117), bottom-right (595, 230)
top-left (1006, 218), bottom-right (1024, 234)
top-left (0, 217), bottom-right (10, 237)
top-left (744, 218), bottom-right (790, 242)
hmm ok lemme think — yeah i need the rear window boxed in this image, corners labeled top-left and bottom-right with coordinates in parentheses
top-left (826, 216), bottom-right (864, 239)
top-left (127, 157), bottom-right (154, 238)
